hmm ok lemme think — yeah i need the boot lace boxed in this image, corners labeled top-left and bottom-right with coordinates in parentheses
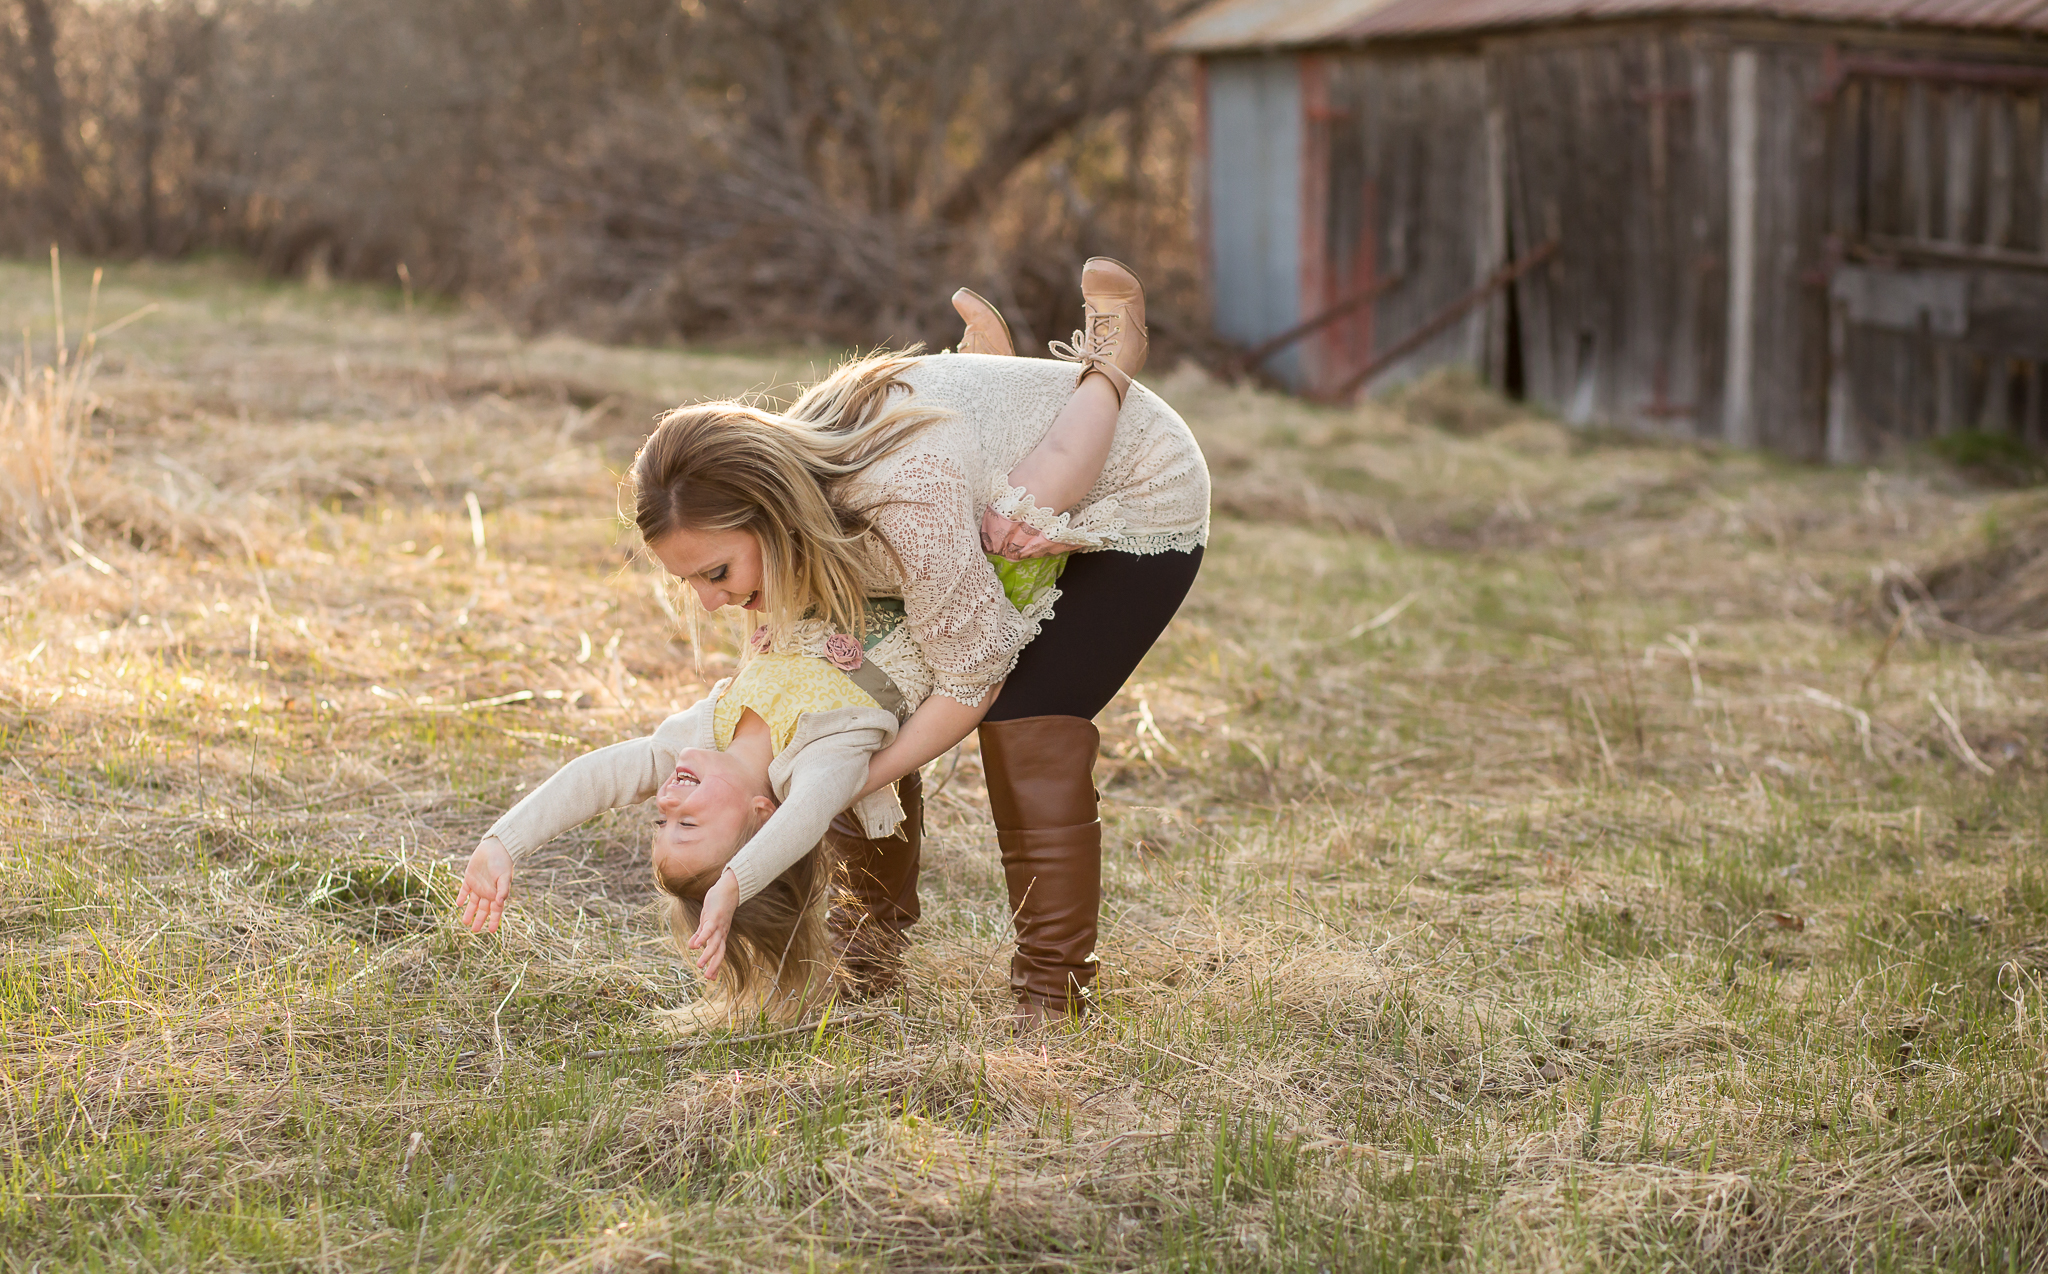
top-left (1047, 311), bottom-right (1123, 369)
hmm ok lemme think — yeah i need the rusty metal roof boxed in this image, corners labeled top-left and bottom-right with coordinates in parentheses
top-left (1162, 0), bottom-right (2048, 50)
top-left (1160, 0), bottom-right (1407, 49)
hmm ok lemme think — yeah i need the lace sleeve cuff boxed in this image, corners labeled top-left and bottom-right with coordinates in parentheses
top-left (987, 484), bottom-right (1114, 549)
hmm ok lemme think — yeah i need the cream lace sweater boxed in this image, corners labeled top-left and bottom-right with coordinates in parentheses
top-left (846, 353), bottom-right (1210, 704)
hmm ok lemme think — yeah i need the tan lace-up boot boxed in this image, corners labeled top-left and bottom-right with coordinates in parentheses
top-left (952, 288), bottom-right (1016, 358)
top-left (1050, 257), bottom-right (1148, 404)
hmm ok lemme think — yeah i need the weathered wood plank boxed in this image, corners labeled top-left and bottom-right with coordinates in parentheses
top-left (1723, 46), bottom-right (1761, 447)
top-left (1577, 39), bottom-right (1627, 424)
top-left (2040, 91), bottom-right (2048, 255)
top-left (1830, 80), bottom-right (1864, 240)
top-left (2027, 358), bottom-right (2044, 445)
top-left (2016, 92), bottom-right (2043, 253)
top-left (1973, 354), bottom-right (2003, 432)
top-left (1793, 50), bottom-right (1835, 460)
top-left (1987, 91), bottom-right (2014, 249)
top-left (1741, 45), bottom-right (1829, 460)
top-left (1202, 55), bottom-right (1305, 383)
top-left (1625, 34), bottom-right (1683, 433)
top-left (1966, 267), bottom-right (2048, 355)
top-left (1688, 31), bottom-right (1729, 435)
top-left (1320, 77), bottom-right (1373, 379)
top-left (1326, 52), bottom-right (1494, 393)
top-left (1844, 325), bottom-right (1910, 442)
top-left (1906, 80), bottom-right (1932, 240)
top-left (1826, 294), bottom-right (1858, 462)
top-left (1943, 88), bottom-right (1979, 244)
top-left (1494, 42), bottom-right (1565, 406)
top-left (1483, 99), bottom-right (1510, 387)
top-left (1936, 342), bottom-right (1961, 435)
top-left (1868, 80), bottom-right (1904, 238)
top-left (1655, 31), bottom-right (1710, 437)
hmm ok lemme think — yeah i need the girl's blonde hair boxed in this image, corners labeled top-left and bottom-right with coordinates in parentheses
top-left (654, 845), bottom-right (833, 1026)
top-left (631, 350), bottom-right (947, 643)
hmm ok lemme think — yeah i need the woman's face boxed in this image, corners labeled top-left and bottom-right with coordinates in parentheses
top-left (648, 528), bottom-right (766, 614)
top-left (651, 748), bottom-right (774, 889)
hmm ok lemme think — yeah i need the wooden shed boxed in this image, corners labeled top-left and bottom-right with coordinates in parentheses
top-left (1167, 0), bottom-right (2048, 462)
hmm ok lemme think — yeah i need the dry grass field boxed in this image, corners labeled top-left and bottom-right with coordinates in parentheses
top-left (4, 256), bottom-right (2047, 1272)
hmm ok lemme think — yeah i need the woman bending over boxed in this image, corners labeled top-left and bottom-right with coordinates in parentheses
top-left (450, 268), bottom-right (1127, 1024)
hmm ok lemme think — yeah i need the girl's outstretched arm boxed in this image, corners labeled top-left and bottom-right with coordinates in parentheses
top-left (455, 698), bottom-right (716, 933)
top-left (982, 373), bottom-right (1121, 560)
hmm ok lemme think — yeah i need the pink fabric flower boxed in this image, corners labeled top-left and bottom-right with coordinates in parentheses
top-left (748, 625), bottom-right (773, 654)
top-left (823, 633), bottom-right (863, 672)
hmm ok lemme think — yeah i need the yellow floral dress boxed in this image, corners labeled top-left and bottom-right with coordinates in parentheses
top-left (713, 654), bottom-right (879, 752)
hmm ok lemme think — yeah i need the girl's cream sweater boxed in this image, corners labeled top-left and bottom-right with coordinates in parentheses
top-left (486, 690), bottom-right (905, 904)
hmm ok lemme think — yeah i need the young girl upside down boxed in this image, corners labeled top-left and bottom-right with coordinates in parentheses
top-left (452, 263), bottom-right (1149, 1027)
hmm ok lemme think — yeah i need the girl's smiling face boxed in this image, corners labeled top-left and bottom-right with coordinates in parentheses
top-left (650, 747), bottom-right (777, 891)
top-left (648, 528), bottom-right (766, 614)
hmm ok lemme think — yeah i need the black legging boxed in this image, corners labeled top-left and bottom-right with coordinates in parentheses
top-left (984, 546), bottom-right (1204, 722)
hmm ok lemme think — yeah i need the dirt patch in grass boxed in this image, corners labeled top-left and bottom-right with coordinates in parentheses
top-left (1888, 492), bottom-right (2048, 643)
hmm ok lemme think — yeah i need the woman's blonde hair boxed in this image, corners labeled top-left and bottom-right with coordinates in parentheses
top-left (654, 845), bottom-right (833, 1025)
top-left (631, 350), bottom-right (947, 643)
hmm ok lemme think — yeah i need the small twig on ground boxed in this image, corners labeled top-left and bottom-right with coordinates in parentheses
top-left (492, 964), bottom-right (527, 1071)
top-left (1138, 1039), bottom-right (1266, 1101)
top-left (1927, 693), bottom-right (1995, 776)
top-left (1861, 610), bottom-right (1907, 699)
top-left (1577, 689), bottom-right (1617, 780)
top-left (1344, 590), bottom-right (1419, 641)
top-left (1800, 686), bottom-right (1874, 761)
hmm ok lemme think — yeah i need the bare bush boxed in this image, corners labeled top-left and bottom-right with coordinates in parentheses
top-left (2, 0), bottom-right (1204, 351)
top-left (1, 0), bottom-right (223, 254)
top-left (498, 0), bottom-right (1202, 348)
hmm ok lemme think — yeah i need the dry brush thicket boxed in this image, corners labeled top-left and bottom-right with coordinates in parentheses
top-left (4, 259), bottom-right (2048, 1272)
top-left (0, 0), bottom-right (1205, 355)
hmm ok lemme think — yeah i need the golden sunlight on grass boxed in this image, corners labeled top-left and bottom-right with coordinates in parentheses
top-left (1, 257), bottom-right (2045, 1272)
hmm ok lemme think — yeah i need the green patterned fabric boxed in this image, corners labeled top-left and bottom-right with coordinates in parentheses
top-left (856, 598), bottom-right (907, 650)
top-left (986, 552), bottom-right (1068, 611)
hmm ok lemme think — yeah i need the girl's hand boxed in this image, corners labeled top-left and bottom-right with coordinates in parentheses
top-left (979, 507), bottom-right (1069, 560)
top-left (456, 837), bottom-right (514, 933)
top-left (688, 868), bottom-right (740, 981)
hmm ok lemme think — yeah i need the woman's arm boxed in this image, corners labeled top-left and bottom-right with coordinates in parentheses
top-left (1004, 373), bottom-right (1120, 515)
top-left (983, 373), bottom-right (1121, 560)
top-left (859, 681), bottom-right (999, 799)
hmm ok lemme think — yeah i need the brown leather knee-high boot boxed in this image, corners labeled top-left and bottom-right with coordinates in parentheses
top-left (826, 769), bottom-right (922, 997)
top-left (978, 716), bottom-right (1102, 1020)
